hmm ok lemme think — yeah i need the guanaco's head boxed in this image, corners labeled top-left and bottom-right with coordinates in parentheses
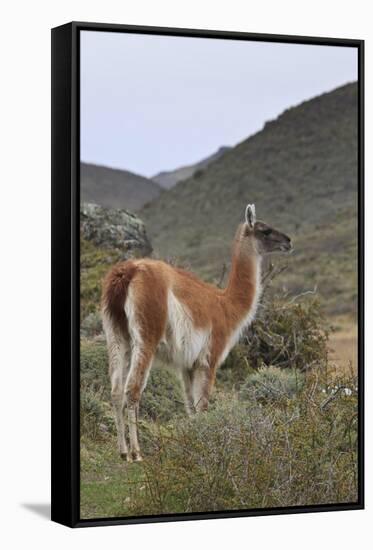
top-left (244, 204), bottom-right (293, 255)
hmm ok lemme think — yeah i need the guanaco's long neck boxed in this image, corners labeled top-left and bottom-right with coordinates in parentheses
top-left (223, 225), bottom-right (262, 321)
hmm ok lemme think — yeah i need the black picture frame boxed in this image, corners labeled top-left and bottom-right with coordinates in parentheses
top-left (51, 21), bottom-right (365, 528)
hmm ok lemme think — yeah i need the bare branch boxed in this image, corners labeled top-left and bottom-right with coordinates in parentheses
top-left (288, 286), bottom-right (318, 304)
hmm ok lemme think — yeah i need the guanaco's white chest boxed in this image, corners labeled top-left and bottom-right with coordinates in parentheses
top-left (156, 291), bottom-right (212, 369)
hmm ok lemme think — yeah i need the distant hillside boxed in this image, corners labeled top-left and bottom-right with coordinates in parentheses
top-left (152, 146), bottom-right (231, 189)
top-left (81, 162), bottom-right (161, 210)
top-left (142, 83), bottom-right (358, 317)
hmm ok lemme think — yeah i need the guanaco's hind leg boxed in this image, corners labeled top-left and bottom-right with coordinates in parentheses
top-left (102, 315), bottom-right (131, 459)
top-left (125, 346), bottom-right (155, 461)
top-left (122, 270), bottom-right (167, 460)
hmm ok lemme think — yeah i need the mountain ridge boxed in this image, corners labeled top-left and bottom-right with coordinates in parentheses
top-left (152, 146), bottom-right (232, 189)
top-left (80, 162), bottom-right (161, 211)
top-left (141, 82), bottom-right (358, 316)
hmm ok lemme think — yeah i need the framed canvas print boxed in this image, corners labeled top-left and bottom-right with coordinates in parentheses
top-left (51, 22), bottom-right (364, 527)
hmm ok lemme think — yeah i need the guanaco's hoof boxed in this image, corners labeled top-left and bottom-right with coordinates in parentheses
top-left (124, 451), bottom-right (143, 463)
top-left (131, 452), bottom-right (143, 462)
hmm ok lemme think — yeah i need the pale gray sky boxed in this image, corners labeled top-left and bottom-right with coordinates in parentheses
top-left (80, 31), bottom-right (357, 178)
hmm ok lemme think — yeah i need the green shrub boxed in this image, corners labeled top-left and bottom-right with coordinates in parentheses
top-left (80, 340), bottom-right (112, 439)
top-left (81, 312), bottom-right (103, 338)
top-left (80, 237), bottom-right (122, 319)
top-left (80, 339), bottom-right (110, 398)
top-left (126, 367), bottom-right (358, 517)
top-left (218, 288), bottom-right (330, 390)
top-left (217, 344), bottom-right (254, 388)
top-left (240, 366), bottom-right (304, 402)
top-left (243, 293), bottom-right (330, 372)
top-left (141, 367), bottom-right (185, 422)
top-left (80, 388), bottom-right (115, 440)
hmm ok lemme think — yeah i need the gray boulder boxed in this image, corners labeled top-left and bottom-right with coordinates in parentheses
top-left (80, 202), bottom-right (152, 257)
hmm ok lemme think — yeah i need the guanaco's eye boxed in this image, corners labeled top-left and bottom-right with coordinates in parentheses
top-left (262, 228), bottom-right (272, 236)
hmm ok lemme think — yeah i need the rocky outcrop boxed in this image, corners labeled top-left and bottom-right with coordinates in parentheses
top-left (80, 202), bottom-right (152, 258)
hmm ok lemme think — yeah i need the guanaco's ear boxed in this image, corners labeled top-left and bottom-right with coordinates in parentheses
top-left (245, 204), bottom-right (256, 228)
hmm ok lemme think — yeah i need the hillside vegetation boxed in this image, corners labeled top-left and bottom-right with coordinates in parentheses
top-left (81, 285), bottom-right (358, 519)
top-left (81, 162), bottom-right (162, 210)
top-left (142, 83), bottom-right (358, 317)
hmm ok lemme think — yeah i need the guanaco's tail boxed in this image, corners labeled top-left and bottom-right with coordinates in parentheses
top-left (101, 260), bottom-right (138, 332)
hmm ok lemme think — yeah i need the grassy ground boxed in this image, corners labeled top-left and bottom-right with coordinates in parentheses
top-left (81, 437), bottom-right (145, 519)
top-left (80, 366), bottom-right (358, 519)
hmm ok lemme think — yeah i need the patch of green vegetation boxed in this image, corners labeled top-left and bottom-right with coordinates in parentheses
top-left (217, 344), bottom-right (255, 388)
top-left (80, 340), bottom-right (112, 439)
top-left (240, 366), bottom-right (304, 402)
top-left (80, 236), bottom-right (122, 319)
top-left (81, 340), bottom-right (110, 395)
top-left (80, 436), bottom-right (147, 519)
top-left (217, 289), bottom-right (330, 392)
top-left (81, 364), bottom-right (357, 519)
top-left (246, 293), bottom-right (330, 372)
top-left (127, 367), bottom-right (357, 516)
top-left (80, 284), bottom-right (358, 519)
top-left (281, 212), bottom-right (358, 317)
top-left (140, 367), bottom-right (185, 422)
